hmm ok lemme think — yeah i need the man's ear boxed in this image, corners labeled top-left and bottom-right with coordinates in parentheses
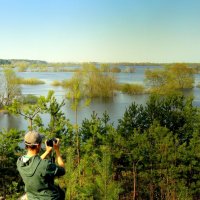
top-left (37, 143), bottom-right (41, 149)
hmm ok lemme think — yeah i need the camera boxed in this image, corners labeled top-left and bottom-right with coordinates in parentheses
top-left (46, 138), bottom-right (57, 147)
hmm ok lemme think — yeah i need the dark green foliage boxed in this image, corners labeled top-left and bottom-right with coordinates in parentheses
top-left (117, 102), bottom-right (149, 136)
top-left (0, 129), bottom-right (24, 199)
top-left (177, 131), bottom-right (200, 198)
top-left (118, 94), bottom-right (200, 143)
top-left (116, 94), bottom-right (200, 199)
top-left (19, 94), bottom-right (39, 104)
top-left (145, 94), bottom-right (200, 144)
top-left (80, 111), bottom-right (114, 155)
top-left (0, 59), bottom-right (11, 65)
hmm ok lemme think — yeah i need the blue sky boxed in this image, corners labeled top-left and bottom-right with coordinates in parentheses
top-left (1, 0), bottom-right (200, 62)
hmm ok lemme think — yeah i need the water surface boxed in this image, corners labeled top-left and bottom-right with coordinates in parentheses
top-left (0, 66), bottom-right (200, 131)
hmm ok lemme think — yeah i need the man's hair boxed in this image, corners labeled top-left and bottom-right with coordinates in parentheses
top-left (25, 143), bottom-right (40, 150)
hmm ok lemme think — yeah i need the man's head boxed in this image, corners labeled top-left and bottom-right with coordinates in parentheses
top-left (24, 131), bottom-right (43, 151)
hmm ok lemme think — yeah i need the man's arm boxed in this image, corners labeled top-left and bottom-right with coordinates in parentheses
top-left (53, 139), bottom-right (65, 168)
top-left (40, 141), bottom-right (52, 160)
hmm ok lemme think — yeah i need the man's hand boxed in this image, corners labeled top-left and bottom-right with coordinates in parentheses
top-left (40, 141), bottom-right (53, 160)
top-left (53, 138), bottom-right (60, 151)
top-left (45, 140), bottom-right (53, 153)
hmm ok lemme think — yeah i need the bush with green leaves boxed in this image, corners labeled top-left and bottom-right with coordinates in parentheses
top-left (0, 129), bottom-right (24, 199)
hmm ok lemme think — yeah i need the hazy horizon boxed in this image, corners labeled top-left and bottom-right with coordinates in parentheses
top-left (2, 58), bottom-right (200, 64)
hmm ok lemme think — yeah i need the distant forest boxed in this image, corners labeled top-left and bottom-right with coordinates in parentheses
top-left (1, 58), bottom-right (200, 67)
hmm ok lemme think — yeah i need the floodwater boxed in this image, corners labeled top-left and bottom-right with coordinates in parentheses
top-left (0, 66), bottom-right (200, 131)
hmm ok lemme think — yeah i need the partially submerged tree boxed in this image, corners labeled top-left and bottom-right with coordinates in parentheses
top-left (0, 69), bottom-right (21, 108)
top-left (61, 64), bottom-right (117, 98)
top-left (81, 64), bottom-right (117, 98)
top-left (66, 72), bottom-right (90, 165)
top-left (167, 63), bottom-right (194, 89)
top-left (145, 63), bottom-right (195, 94)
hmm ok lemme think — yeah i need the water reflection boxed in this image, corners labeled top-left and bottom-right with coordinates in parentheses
top-left (0, 113), bottom-right (25, 130)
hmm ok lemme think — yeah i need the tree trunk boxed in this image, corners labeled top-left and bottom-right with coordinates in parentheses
top-left (29, 118), bottom-right (33, 131)
top-left (75, 108), bottom-right (80, 165)
top-left (150, 164), bottom-right (154, 200)
top-left (133, 162), bottom-right (137, 200)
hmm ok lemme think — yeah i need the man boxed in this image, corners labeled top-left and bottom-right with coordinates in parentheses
top-left (17, 131), bottom-right (65, 200)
